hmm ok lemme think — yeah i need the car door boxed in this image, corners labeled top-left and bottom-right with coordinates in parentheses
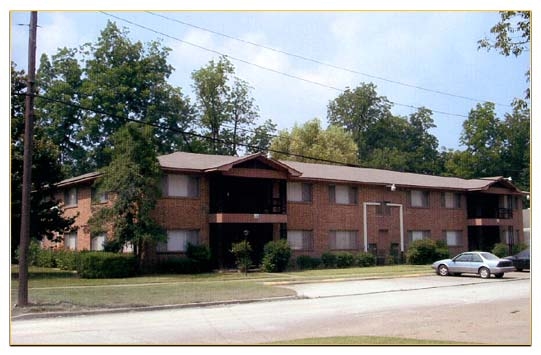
top-left (465, 253), bottom-right (483, 274)
top-left (450, 253), bottom-right (471, 273)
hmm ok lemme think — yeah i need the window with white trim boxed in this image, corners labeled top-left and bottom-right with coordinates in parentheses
top-left (329, 230), bottom-right (358, 250)
top-left (157, 230), bottom-right (199, 252)
top-left (287, 230), bottom-right (314, 251)
top-left (64, 231), bottom-right (77, 250)
top-left (63, 187), bottom-right (78, 207)
top-left (441, 192), bottom-right (461, 209)
top-left (287, 182), bottom-right (312, 202)
top-left (329, 185), bottom-right (357, 205)
top-left (444, 230), bottom-right (462, 246)
top-left (162, 174), bottom-right (199, 198)
top-left (91, 188), bottom-right (109, 204)
top-left (91, 234), bottom-right (106, 251)
top-left (408, 230), bottom-right (430, 242)
top-left (409, 190), bottom-right (429, 208)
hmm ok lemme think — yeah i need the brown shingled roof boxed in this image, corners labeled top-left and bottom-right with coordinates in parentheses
top-left (57, 151), bottom-right (523, 194)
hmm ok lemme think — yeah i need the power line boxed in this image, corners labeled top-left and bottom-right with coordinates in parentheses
top-left (145, 11), bottom-right (512, 108)
top-left (24, 92), bottom-right (361, 167)
top-left (100, 11), bottom-right (469, 119)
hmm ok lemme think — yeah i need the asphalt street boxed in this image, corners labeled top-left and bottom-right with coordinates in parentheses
top-left (10, 273), bottom-right (531, 345)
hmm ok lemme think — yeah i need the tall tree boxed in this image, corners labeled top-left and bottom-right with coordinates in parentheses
top-left (444, 102), bottom-right (504, 179)
top-left (11, 62), bottom-right (76, 257)
top-left (36, 21), bottom-right (195, 176)
top-left (327, 83), bottom-right (392, 162)
top-left (88, 123), bottom-right (165, 271)
top-left (270, 118), bottom-right (359, 165)
top-left (246, 119), bottom-right (277, 154)
top-left (191, 56), bottom-right (260, 156)
top-left (478, 11), bottom-right (530, 98)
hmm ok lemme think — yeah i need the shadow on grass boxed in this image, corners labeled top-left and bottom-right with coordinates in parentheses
top-left (11, 267), bottom-right (77, 281)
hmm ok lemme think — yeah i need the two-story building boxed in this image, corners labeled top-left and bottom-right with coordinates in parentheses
top-left (52, 151), bottom-right (526, 268)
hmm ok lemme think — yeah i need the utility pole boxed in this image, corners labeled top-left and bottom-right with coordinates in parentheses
top-left (18, 11), bottom-right (38, 307)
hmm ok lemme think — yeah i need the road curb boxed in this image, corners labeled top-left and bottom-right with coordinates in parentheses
top-left (11, 295), bottom-right (300, 321)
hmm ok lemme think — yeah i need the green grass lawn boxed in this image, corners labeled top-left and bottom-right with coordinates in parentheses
top-left (11, 264), bottom-right (433, 314)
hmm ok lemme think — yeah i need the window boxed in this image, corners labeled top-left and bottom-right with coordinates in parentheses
top-left (163, 174), bottom-right (199, 198)
top-left (91, 188), bottom-right (109, 204)
top-left (329, 230), bottom-right (357, 250)
top-left (157, 230), bottom-right (199, 252)
top-left (287, 230), bottom-right (314, 251)
top-left (409, 190), bottom-right (429, 208)
top-left (287, 182), bottom-right (312, 202)
top-left (408, 230), bottom-right (430, 242)
top-left (441, 192), bottom-right (461, 209)
top-left (376, 201), bottom-right (391, 216)
top-left (329, 185), bottom-right (358, 205)
top-left (91, 234), bottom-right (106, 251)
top-left (63, 187), bottom-right (77, 207)
top-left (444, 230), bottom-right (462, 246)
top-left (64, 231), bottom-right (77, 250)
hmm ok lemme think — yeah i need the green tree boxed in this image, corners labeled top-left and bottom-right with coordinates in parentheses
top-left (478, 11), bottom-right (530, 98)
top-left (88, 123), bottom-right (165, 271)
top-left (191, 56), bottom-right (260, 155)
top-left (327, 83), bottom-right (392, 161)
top-left (246, 119), bottom-right (277, 154)
top-left (36, 21), bottom-right (195, 176)
top-left (444, 102), bottom-right (503, 179)
top-left (10, 62), bottom-right (76, 257)
top-left (269, 118), bottom-right (359, 165)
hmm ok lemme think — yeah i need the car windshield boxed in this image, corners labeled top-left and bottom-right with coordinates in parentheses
top-left (480, 252), bottom-right (499, 260)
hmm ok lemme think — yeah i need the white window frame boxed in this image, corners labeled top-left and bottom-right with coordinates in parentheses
top-left (410, 190), bottom-right (429, 208)
top-left (91, 234), bottom-right (106, 251)
top-left (163, 174), bottom-right (199, 198)
top-left (444, 230), bottom-right (462, 246)
top-left (442, 192), bottom-right (461, 209)
top-left (287, 182), bottom-right (312, 202)
top-left (329, 185), bottom-right (358, 205)
top-left (408, 230), bottom-right (430, 242)
top-left (64, 187), bottom-right (78, 207)
top-left (329, 230), bottom-right (358, 250)
top-left (157, 230), bottom-right (199, 252)
top-left (64, 231), bottom-right (78, 250)
top-left (287, 230), bottom-right (314, 251)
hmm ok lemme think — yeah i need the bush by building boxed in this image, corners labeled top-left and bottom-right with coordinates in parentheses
top-left (77, 252), bottom-right (136, 278)
top-left (406, 239), bottom-right (449, 265)
top-left (261, 239), bottom-right (291, 272)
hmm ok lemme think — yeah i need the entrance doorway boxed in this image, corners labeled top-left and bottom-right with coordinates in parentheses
top-left (209, 223), bottom-right (274, 269)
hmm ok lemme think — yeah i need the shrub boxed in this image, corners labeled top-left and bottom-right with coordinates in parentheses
top-left (406, 239), bottom-right (449, 265)
top-left (35, 248), bottom-right (56, 268)
top-left (492, 242), bottom-right (527, 257)
top-left (54, 249), bottom-right (79, 271)
top-left (77, 252), bottom-right (136, 278)
top-left (296, 255), bottom-right (321, 270)
top-left (157, 256), bottom-right (197, 274)
top-left (321, 252), bottom-right (337, 268)
top-left (335, 252), bottom-right (355, 268)
top-left (261, 239), bottom-right (292, 272)
top-left (356, 252), bottom-right (376, 267)
top-left (231, 240), bottom-right (252, 273)
top-left (186, 243), bottom-right (212, 272)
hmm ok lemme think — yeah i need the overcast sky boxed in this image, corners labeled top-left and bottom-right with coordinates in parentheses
top-left (8, 5), bottom-right (532, 152)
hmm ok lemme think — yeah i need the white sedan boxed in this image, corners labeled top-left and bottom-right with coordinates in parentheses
top-left (432, 251), bottom-right (515, 279)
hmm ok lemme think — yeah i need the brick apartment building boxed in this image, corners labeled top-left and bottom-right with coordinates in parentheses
top-left (53, 151), bottom-right (526, 268)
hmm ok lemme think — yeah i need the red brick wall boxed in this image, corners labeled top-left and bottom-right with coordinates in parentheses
top-left (287, 183), bottom-right (471, 257)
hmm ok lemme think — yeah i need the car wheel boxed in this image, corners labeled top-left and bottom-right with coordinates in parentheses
top-left (438, 265), bottom-right (449, 276)
top-left (495, 273), bottom-right (504, 278)
top-left (479, 267), bottom-right (491, 279)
